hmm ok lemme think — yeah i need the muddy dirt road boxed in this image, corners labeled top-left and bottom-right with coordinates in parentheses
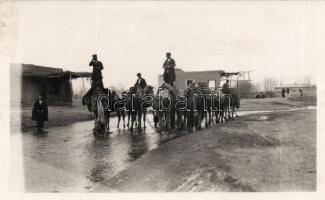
top-left (94, 109), bottom-right (316, 192)
top-left (11, 117), bottom-right (182, 192)
top-left (11, 99), bottom-right (316, 192)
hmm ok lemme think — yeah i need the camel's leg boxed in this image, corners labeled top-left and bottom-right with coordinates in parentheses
top-left (165, 111), bottom-right (171, 132)
top-left (207, 111), bottom-right (211, 126)
top-left (222, 109), bottom-right (226, 123)
top-left (193, 111), bottom-right (198, 130)
top-left (204, 111), bottom-right (208, 128)
top-left (196, 111), bottom-right (202, 130)
top-left (176, 112), bottom-right (181, 130)
top-left (187, 111), bottom-right (193, 131)
top-left (171, 109), bottom-right (176, 130)
top-left (210, 111), bottom-right (213, 126)
top-left (157, 111), bottom-right (163, 132)
top-left (231, 107), bottom-right (234, 119)
top-left (143, 111), bottom-right (146, 129)
top-left (137, 111), bottom-right (142, 132)
top-left (130, 112), bottom-right (135, 132)
top-left (117, 112), bottom-right (121, 128)
top-left (215, 111), bottom-right (219, 124)
top-left (127, 111), bottom-right (130, 128)
top-left (227, 107), bottom-right (231, 121)
top-left (219, 110), bottom-right (223, 123)
top-left (224, 106), bottom-right (228, 122)
top-left (122, 111), bottom-right (126, 128)
top-left (106, 111), bottom-right (110, 133)
top-left (153, 112), bottom-right (159, 128)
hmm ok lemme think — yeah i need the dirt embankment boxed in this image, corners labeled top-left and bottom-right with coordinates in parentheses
top-left (94, 109), bottom-right (316, 192)
top-left (239, 97), bottom-right (316, 111)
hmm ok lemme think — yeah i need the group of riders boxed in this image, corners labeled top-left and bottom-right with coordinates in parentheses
top-left (89, 52), bottom-right (176, 91)
top-left (85, 52), bottom-right (240, 135)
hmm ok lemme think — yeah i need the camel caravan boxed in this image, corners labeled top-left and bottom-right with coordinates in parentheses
top-left (82, 53), bottom-right (240, 136)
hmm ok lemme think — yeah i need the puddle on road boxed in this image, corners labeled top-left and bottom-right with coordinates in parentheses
top-left (237, 106), bottom-right (316, 117)
top-left (15, 117), bottom-right (182, 192)
top-left (243, 115), bottom-right (270, 121)
top-left (217, 133), bottom-right (280, 148)
top-left (256, 116), bottom-right (269, 121)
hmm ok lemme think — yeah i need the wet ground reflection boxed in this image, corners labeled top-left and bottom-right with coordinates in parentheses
top-left (16, 106), bottom-right (316, 192)
top-left (18, 116), bottom-right (180, 192)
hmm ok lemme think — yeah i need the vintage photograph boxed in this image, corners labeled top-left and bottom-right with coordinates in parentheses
top-left (3, 1), bottom-right (321, 193)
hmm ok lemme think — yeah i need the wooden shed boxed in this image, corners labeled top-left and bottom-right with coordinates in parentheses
top-left (10, 63), bottom-right (91, 107)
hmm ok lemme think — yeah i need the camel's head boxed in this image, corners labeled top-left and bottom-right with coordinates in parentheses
top-left (93, 85), bottom-right (104, 95)
top-left (129, 86), bottom-right (137, 94)
top-left (144, 85), bottom-right (154, 95)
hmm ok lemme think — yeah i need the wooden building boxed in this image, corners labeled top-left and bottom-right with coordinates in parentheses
top-left (275, 83), bottom-right (316, 97)
top-left (158, 68), bottom-right (223, 90)
top-left (10, 63), bottom-right (91, 107)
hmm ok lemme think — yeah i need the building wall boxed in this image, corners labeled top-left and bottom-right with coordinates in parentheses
top-left (46, 78), bottom-right (72, 105)
top-left (21, 77), bottom-right (42, 105)
top-left (10, 66), bottom-right (22, 107)
top-left (19, 77), bottom-right (72, 107)
top-left (275, 86), bottom-right (316, 96)
top-left (10, 63), bottom-right (87, 107)
top-left (158, 70), bottom-right (221, 90)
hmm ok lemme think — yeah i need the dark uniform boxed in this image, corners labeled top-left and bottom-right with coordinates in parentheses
top-left (89, 60), bottom-right (104, 89)
top-left (222, 81), bottom-right (230, 94)
top-left (31, 99), bottom-right (48, 130)
top-left (134, 78), bottom-right (147, 89)
top-left (281, 88), bottom-right (286, 98)
top-left (163, 57), bottom-right (176, 86)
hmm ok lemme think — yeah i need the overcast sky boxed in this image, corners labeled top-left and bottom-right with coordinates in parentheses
top-left (6, 1), bottom-right (323, 89)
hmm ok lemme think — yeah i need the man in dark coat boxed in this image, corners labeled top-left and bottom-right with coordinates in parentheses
top-left (281, 88), bottom-right (286, 98)
top-left (134, 73), bottom-right (147, 89)
top-left (31, 95), bottom-right (48, 131)
top-left (89, 54), bottom-right (104, 89)
top-left (222, 79), bottom-right (230, 94)
top-left (163, 52), bottom-right (176, 86)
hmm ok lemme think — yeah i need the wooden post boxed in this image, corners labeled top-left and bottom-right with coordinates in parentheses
top-left (236, 74), bottom-right (239, 89)
top-left (81, 77), bottom-right (86, 93)
top-left (70, 73), bottom-right (73, 108)
top-left (248, 71), bottom-right (251, 89)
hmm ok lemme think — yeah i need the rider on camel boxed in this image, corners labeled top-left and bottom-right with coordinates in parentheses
top-left (134, 73), bottom-right (147, 90)
top-left (222, 79), bottom-right (230, 94)
top-left (163, 52), bottom-right (176, 86)
top-left (89, 54), bottom-right (104, 89)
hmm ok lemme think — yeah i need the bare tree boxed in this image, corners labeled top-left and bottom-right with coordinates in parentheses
top-left (251, 82), bottom-right (262, 92)
top-left (304, 75), bottom-right (312, 85)
top-left (237, 81), bottom-right (252, 96)
top-left (264, 77), bottom-right (277, 91)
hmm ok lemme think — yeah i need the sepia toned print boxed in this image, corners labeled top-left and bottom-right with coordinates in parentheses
top-left (4, 1), bottom-right (320, 193)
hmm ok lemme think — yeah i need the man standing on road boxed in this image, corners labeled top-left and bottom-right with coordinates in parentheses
top-left (31, 95), bottom-right (48, 132)
top-left (163, 52), bottom-right (176, 86)
top-left (281, 88), bottom-right (286, 98)
top-left (134, 73), bottom-right (147, 90)
top-left (89, 54), bottom-right (104, 89)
